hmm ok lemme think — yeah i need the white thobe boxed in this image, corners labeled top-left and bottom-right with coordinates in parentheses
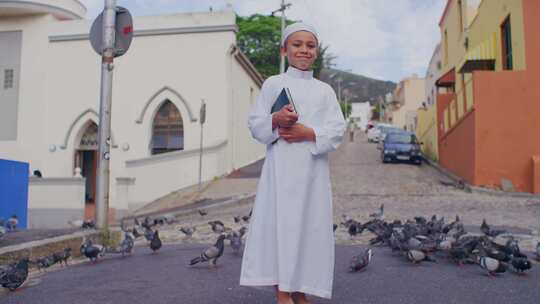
top-left (239, 66), bottom-right (346, 299)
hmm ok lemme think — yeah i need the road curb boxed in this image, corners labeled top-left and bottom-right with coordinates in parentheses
top-left (423, 157), bottom-right (540, 200)
top-left (0, 229), bottom-right (121, 265)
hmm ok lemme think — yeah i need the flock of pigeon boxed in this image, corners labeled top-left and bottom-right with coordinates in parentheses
top-left (1, 204), bottom-right (539, 293)
top-left (0, 208), bottom-right (252, 292)
top-left (343, 204), bottom-right (540, 277)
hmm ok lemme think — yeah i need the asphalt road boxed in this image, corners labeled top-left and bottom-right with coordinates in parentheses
top-left (1, 243), bottom-right (539, 304)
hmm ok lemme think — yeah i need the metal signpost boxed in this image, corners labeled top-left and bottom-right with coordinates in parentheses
top-left (198, 100), bottom-right (206, 190)
top-left (90, 1), bottom-right (133, 229)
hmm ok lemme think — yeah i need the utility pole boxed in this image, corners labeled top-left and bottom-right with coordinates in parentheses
top-left (95, 0), bottom-right (117, 229)
top-left (272, 0), bottom-right (292, 74)
top-left (198, 100), bottom-right (206, 190)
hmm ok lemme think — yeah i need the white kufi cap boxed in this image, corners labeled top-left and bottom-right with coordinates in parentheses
top-left (281, 22), bottom-right (319, 47)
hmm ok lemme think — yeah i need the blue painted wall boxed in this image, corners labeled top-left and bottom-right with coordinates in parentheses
top-left (0, 159), bottom-right (29, 229)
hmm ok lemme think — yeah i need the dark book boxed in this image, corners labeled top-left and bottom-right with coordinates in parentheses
top-left (271, 88), bottom-right (297, 145)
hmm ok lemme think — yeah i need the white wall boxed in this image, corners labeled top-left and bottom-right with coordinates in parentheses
top-left (0, 11), bottom-right (263, 215)
top-left (27, 176), bottom-right (85, 228)
top-left (350, 102), bottom-right (372, 130)
top-left (230, 54), bottom-right (265, 170)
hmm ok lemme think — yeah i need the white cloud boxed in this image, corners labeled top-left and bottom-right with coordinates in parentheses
top-left (79, 0), bottom-right (446, 82)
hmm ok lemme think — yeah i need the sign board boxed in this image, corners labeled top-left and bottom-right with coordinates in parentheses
top-left (90, 6), bottom-right (133, 57)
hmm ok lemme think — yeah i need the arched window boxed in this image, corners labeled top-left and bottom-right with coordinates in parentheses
top-left (151, 101), bottom-right (184, 155)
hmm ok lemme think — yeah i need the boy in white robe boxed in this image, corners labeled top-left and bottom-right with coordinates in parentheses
top-left (240, 22), bottom-right (346, 304)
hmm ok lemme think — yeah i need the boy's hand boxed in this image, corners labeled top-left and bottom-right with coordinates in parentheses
top-left (272, 105), bottom-right (298, 129)
top-left (278, 123), bottom-right (315, 143)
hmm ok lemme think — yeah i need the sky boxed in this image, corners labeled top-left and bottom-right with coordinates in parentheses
top-left (79, 0), bottom-right (447, 82)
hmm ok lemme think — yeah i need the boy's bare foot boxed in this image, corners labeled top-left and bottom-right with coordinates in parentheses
top-left (291, 292), bottom-right (311, 304)
top-left (275, 286), bottom-right (294, 304)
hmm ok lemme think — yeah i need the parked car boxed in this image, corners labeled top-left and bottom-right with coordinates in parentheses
top-left (367, 123), bottom-right (394, 143)
top-left (377, 127), bottom-right (406, 150)
top-left (381, 132), bottom-right (423, 165)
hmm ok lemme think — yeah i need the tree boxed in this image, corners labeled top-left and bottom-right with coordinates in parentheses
top-left (236, 14), bottom-right (335, 79)
top-left (339, 100), bottom-right (351, 118)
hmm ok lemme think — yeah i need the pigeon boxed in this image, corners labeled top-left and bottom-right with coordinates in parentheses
top-left (369, 204), bottom-right (384, 220)
top-left (5, 215), bottom-right (18, 232)
top-left (480, 219), bottom-right (506, 238)
top-left (179, 226), bottom-right (196, 237)
top-left (228, 231), bottom-right (243, 254)
top-left (535, 242), bottom-right (540, 261)
top-left (52, 248), bottom-right (72, 266)
top-left (80, 239), bottom-right (104, 263)
top-left (209, 221), bottom-right (226, 234)
top-left (234, 216), bottom-right (241, 223)
top-left (238, 226), bottom-right (248, 238)
top-left (0, 258), bottom-right (29, 291)
top-left (131, 227), bottom-right (143, 239)
top-left (149, 230), bottom-right (162, 253)
top-left (81, 219), bottom-right (96, 229)
top-left (510, 253), bottom-right (532, 275)
top-left (120, 233), bottom-right (135, 256)
top-left (406, 250), bottom-right (436, 264)
top-left (143, 226), bottom-right (155, 242)
top-left (349, 249), bottom-right (373, 272)
top-left (478, 256), bottom-right (506, 276)
top-left (189, 234), bottom-right (227, 267)
top-left (198, 209), bottom-right (208, 217)
top-left (34, 256), bottom-right (56, 272)
top-left (241, 215), bottom-right (250, 223)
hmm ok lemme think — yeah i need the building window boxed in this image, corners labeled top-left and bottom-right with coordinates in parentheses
top-left (4, 69), bottom-right (14, 89)
top-left (151, 100), bottom-right (184, 155)
top-left (501, 16), bottom-right (513, 70)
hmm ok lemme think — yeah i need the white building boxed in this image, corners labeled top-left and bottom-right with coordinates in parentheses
top-left (0, 1), bottom-right (265, 228)
top-left (349, 102), bottom-right (372, 130)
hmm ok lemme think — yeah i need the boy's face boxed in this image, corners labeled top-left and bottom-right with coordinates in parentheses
top-left (281, 31), bottom-right (318, 71)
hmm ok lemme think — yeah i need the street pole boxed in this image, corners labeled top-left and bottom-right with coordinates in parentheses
top-left (198, 100), bottom-right (206, 190)
top-left (273, 0), bottom-right (291, 74)
top-left (95, 0), bottom-right (116, 229)
top-left (280, 0), bottom-right (286, 74)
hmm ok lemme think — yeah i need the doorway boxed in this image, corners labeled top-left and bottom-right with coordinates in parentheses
top-left (74, 122), bottom-right (98, 220)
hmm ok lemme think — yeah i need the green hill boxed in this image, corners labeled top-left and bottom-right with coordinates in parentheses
top-left (319, 68), bottom-right (396, 104)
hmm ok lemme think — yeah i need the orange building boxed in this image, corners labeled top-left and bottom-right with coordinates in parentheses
top-left (437, 0), bottom-right (540, 193)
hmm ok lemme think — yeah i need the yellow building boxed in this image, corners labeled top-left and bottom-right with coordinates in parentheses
top-left (436, 0), bottom-right (540, 193)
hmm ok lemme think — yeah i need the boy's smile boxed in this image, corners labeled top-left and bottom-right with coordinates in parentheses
top-left (281, 31), bottom-right (318, 71)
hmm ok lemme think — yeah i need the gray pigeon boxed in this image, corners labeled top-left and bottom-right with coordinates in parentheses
top-left (478, 256), bottom-right (506, 276)
top-left (80, 239), bottom-right (104, 263)
top-left (369, 204), bottom-right (384, 220)
top-left (34, 255), bottom-right (56, 272)
top-left (120, 233), bottom-right (134, 256)
top-left (510, 253), bottom-right (532, 275)
top-left (209, 221), bottom-right (226, 234)
top-left (179, 226), bottom-right (196, 237)
top-left (481, 219), bottom-right (506, 238)
top-left (5, 215), bottom-right (18, 232)
top-left (349, 249), bottom-right (373, 272)
top-left (189, 234), bottom-right (227, 267)
top-left (52, 248), bottom-right (72, 266)
top-left (228, 231), bottom-right (243, 254)
top-left (149, 230), bottom-right (162, 253)
top-left (406, 250), bottom-right (436, 264)
top-left (0, 258), bottom-right (29, 291)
